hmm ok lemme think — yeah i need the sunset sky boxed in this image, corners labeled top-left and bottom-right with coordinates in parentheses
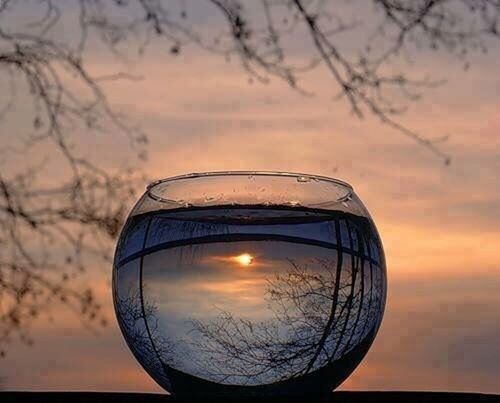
top-left (1, 1), bottom-right (499, 395)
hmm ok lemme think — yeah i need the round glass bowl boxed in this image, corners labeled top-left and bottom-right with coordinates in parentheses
top-left (113, 171), bottom-right (387, 399)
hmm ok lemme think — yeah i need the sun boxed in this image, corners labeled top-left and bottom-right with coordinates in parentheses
top-left (235, 253), bottom-right (253, 267)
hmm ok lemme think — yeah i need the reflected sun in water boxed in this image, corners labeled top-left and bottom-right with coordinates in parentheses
top-left (234, 253), bottom-right (254, 267)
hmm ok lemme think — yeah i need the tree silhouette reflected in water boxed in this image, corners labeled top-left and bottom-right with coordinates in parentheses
top-left (189, 240), bottom-right (384, 387)
top-left (114, 265), bottom-right (174, 392)
top-left (114, 203), bottom-right (386, 398)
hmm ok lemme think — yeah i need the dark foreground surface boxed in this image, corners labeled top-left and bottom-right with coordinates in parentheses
top-left (1, 392), bottom-right (499, 403)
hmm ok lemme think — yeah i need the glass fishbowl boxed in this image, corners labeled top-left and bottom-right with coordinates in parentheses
top-left (113, 171), bottom-right (387, 399)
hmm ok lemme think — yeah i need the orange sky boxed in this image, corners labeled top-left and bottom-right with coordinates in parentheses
top-left (1, 1), bottom-right (500, 395)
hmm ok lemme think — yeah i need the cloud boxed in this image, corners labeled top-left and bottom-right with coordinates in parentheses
top-left (2, 1), bottom-right (500, 393)
top-left (342, 272), bottom-right (500, 392)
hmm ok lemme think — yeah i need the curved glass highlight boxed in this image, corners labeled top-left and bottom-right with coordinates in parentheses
top-left (113, 171), bottom-right (387, 399)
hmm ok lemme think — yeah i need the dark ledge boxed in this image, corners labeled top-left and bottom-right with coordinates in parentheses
top-left (1, 391), bottom-right (499, 403)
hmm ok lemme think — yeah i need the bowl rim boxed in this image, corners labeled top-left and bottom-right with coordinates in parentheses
top-left (146, 171), bottom-right (353, 205)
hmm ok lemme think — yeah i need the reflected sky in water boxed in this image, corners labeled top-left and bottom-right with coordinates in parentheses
top-left (114, 207), bottom-right (385, 396)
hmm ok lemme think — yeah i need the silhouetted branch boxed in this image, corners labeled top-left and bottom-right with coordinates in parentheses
top-left (190, 247), bottom-right (383, 384)
top-left (116, 285), bottom-right (174, 367)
